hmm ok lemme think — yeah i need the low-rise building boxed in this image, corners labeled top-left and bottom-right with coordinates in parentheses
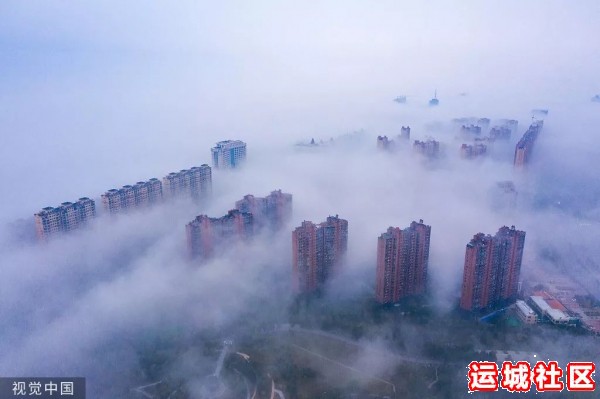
top-left (528, 295), bottom-right (579, 326)
top-left (515, 300), bottom-right (537, 324)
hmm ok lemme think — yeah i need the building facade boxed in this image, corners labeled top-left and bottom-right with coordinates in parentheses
top-left (400, 126), bottom-right (411, 141)
top-left (186, 209), bottom-right (253, 259)
top-left (101, 178), bottom-right (162, 214)
top-left (460, 226), bottom-right (526, 312)
top-left (211, 140), bottom-right (247, 169)
top-left (460, 143), bottom-right (487, 159)
top-left (375, 220), bottom-right (431, 304)
top-left (235, 189), bottom-right (292, 231)
top-left (162, 164), bottom-right (212, 200)
top-left (377, 135), bottom-right (392, 150)
top-left (461, 124), bottom-right (482, 137)
top-left (514, 121), bottom-right (543, 167)
top-left (413, 139), bottom-right (440, 158)
top-left (292, 215), bottom-right (348, 294)
top-left (489, 126), bottom-right (512, 141)
top-left (34, 197), bottom-right (96, 240)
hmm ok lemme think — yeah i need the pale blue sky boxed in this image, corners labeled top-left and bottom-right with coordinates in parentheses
top-left (1, 0), bottom-right (599, 223)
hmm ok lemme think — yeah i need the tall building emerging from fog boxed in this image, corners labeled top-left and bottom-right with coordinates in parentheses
top-left (514, 121), bottom-right (543, 167)
top-left (101, 178), bottom-right (162, 214)
top-left (235, 190), bottom-right (292, 231)
top-left (460, 124), bottom-right (482, 137)
top-left (34, 198), bottom-right (96, 240)
top-left (489, 126), bottom-right (512, 141)
top-left (399, 126), bottom-right (411, 141)
top-left (186, 209), bottom-right (254, 259)
top-left (162, 165), bottom-right (212, 200)
top-left (413, 139), bottom-right (440, 158)
top-left (375, 220), bottom-right (431, 304)
top-left (460, 226), bottom-right (526, 312)
top-left (292, 215), bottom-right (348, 294)
top-left (211, 140), bottom-right (247, 169)
top-left (377, 135), bottom-right (392, 150)
top-left (460, 143), bottom-right (487, 159)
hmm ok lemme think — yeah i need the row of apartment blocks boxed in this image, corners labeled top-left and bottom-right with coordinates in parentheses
top-left (34, 140), bottom-right (248, 241)
top-left (101, 165), bottom-right (212, 214)
top-left (378, 119), bottom-right (519, 160)
top-left (514, 120), bottom-right (544, 167)
top-left (292, 216), bottom-right (525, 314)
top-left (36, 164), bottom-right (212, 241)
top-left (452, 117), bottom-right (518, 136)
top-left (101, 178), bottom-right (163, 213)
top-left (34, 198), bottom-right (96, 240)
top-left (186, 190), bottom-right (292, 259)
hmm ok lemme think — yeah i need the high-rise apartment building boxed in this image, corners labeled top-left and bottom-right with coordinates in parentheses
top-left (235, 190), bottom-right (292, 231)
top-left (186, 209), bottom-right (254, 259)
top-left (477, 118), bottom-right (491, 131)
top-left (211, 140), bottom-right (247, 169)
top-left (292, 215), bottom-right (348, 294)
top-left (514, 121), bottom-right (543, 167)
top-left (101, 178), bottom-right (162, 214)
top-left (460, 143), bottom-right (487, 159)
top-left (375, 220), bottom-right (431, 304)
top-left (461, 124), bottom-right (482, 137)
top-left (413, 139), bottom-right (440, 158)
top-left (489, 126), bottom-right (512, 141)
top-left (162, 164), bottom-right (212, 200)
top-left (460, 226), bottom-right (526, 312)
top-left (34, 197), bottom-right (96, 240)
top-left (498, 119), bottom-right (518, 133)
top-left (292, 221), bottom-right (318, 293)
top-left (377, 135), bottom-right (392, 150)
top-left (399, 126), bottom-right (411, 141)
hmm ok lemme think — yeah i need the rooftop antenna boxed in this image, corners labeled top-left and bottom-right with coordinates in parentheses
top-left (429, 89), bottom-right (439, 106)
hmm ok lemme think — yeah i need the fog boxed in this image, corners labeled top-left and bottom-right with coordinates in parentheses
top-left (1, 1), bottom-right (600, 397)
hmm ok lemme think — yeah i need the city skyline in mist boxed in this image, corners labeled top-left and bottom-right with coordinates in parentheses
top-left (2, 1), bottom-right (600, 224)
top-left (1, 2), bottom-right (599, 398)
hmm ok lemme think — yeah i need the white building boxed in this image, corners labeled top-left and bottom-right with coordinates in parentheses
top-left (528, 296), bottom-right (579, 326)
top-left (211, 140), bottom-right (247, 169)
top-left (515, 300), bottom-right (537, 324)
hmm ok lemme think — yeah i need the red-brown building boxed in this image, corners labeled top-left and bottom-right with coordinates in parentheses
top-left (514, 121), bottom-right (543, 167)
top-left (292, 215), bottom-right (348, 294)
top-left (375, 220), bottom-right (431, 304)
top-left (460, 226), bottom-right (526, 311)
top-left (235, 190), bottom-right (292, 231)
top-left (186, 209), bottom-right (253, 260)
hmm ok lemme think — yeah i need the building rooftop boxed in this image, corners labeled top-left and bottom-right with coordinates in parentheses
top-left (530, 296), bottom-right (571, 323)
top-left (516, 300), bottom-right (536, 317)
